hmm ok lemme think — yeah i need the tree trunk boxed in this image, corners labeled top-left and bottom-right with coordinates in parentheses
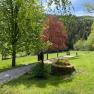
top-left (47, 53), bottom-right (48, 60)
top-left (12, 45), bottom-right (16, 67)
top-left (57, 51), bottom-right (59, 58)
top-left (1, 50), bottom-right (7, 60)
top-left (1, 54), bottom-right (4, 60)
top-left (10, 0), bottom-right (18, 67)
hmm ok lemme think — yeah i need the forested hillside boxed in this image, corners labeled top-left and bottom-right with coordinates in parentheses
top-left (59, 15), bottom-right (94, 49)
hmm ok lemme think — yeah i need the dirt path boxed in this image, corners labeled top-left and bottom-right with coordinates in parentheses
top-left (0, 64), bottom-right (35, 84)
top-left (0, 59), bottom-right (55, 84)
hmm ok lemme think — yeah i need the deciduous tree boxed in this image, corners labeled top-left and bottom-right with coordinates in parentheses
top-left (42, 15), bottom-right (67, 57)
top-left (0, 0), bottom-right (44, 67)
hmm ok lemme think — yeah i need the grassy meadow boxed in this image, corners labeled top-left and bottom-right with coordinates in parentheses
top-left (0, 51), bottom-right (94, 94)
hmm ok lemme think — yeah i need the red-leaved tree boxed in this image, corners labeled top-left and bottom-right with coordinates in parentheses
top-left (42, 16), bottom-right (68, 58)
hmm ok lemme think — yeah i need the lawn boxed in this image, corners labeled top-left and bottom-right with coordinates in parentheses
top-left (0, 51), bottom-right (94, 94)
top-left (0, 52), bottom-right (65, 71)
top-left (0, 55), bottom-right (37, 71)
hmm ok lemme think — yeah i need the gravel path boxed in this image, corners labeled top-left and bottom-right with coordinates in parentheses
top-left (0, 64), bottom-right (35, 84)
top-left (0, 57), bottom-right (67, 85)
top-left (0, 59), bottom-right (54, 84)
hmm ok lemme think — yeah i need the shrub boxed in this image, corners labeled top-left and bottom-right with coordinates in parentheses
top-left (31, 62), bottom-right (48, 79)
top-left (55, 59), bottom-right (70, 66)
top-left (74, 39), bottom-right (86, 50)
top-left (66, 51), bottom-right (70, 55)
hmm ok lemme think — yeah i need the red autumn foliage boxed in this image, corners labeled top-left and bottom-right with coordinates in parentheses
top-left (42, 15), bottom-right (68, 50)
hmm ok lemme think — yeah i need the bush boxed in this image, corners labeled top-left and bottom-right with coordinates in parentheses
top-left (74, 39), bottom-right (86, 50)
top-left (31, 62), bottom-right (48, 79)
top-left (66, 51), bottom-right (70, 55)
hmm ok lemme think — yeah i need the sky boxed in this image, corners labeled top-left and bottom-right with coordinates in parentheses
top-left (42, 0), bottom-right (94, 16)
top-left (70, 0), bottom-right (94, 16)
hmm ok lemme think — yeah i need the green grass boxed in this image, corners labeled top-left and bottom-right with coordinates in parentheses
top-left (0, 51), bottom-right (94, 94)
top-left (0, 55), bottom-right (37, 71)
top-left (0, 52), bottom-right (65, 71)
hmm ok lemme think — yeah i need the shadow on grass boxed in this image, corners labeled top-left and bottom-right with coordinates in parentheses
top-left (6, 74), bottom-right (74, 88)
top-left (5, 64), bottom-right (75, 89)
